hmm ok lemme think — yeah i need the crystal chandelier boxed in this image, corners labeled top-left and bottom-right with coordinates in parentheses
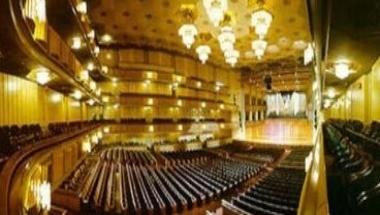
top-left (224, 49), bottom-right (239, 67)
top-left (196, 45), bottom-right (211, 64)
top-left (178, 24), bottom-right (198, 49)
top-left (218, 26), bottom-right (235, 52)
top-left (251, 39), bottom-right (268, 59)
top-left (251, 9), bottom-right (273, 39)
top-left (203, 0), bottom-right (228, 27)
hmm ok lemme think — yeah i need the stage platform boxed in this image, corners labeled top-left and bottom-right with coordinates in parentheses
top-left (242, 119), bottom-right (313, 146)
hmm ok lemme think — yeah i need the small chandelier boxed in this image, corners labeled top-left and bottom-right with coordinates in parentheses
top-left (218, 26), bottom-right (235, 52)
top-left (251, 9), bottom-right (273, 39)
top-left (251, 39), bottom-right (268, 59)
top-left (203, 0), bottom-right (228, 27)
top-left (178, 24), bottom-right (198, 49)
top-left (196, 45), bottom-right (211, 64)
top-left (334, 61), bottom-right (351, 80)
top-left (224, 49), bottom-right (239, 67)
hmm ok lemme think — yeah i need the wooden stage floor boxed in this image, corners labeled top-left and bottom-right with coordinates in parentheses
top-left (243, 119), bottom-right (313, 146)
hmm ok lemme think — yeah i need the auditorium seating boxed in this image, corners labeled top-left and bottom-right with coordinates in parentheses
top-left (324, 120), bottom-right (380, 214)
top-left (57, 147), bottom-right (262, 214)
top-left (228, 168), bottom-right (305, 215)
top-left (162, 150), bottom-right (216, 165)
top-left (99, 147), bottom-right (157, 166)
top-left (279, 149), bottom-right (311, 169)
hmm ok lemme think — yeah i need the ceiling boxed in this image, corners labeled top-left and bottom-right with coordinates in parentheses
top-left (88, 0), bottom-right (312, 71)
top-left (322, 0), bottom-right (380, 99)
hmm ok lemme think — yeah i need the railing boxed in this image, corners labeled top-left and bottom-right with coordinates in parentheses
top-left (0, 125), bottom-right (101, 215)
top-left (297, 124), bottom-right (329, 215)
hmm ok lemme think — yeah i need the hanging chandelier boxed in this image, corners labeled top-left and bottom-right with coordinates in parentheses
top-left (196, 45), bottom-right (211, 64)
top-left (251, 9), bottom-right (273, 39)
top-left (224, 49), bottom-right (239, 67)
top-left (203, 0), bottom-right (228, 27)
top-left (218, 26), bottom-right (235, 52)
top-left (251, 39), bottom-right (268, 59)
top-left (178, 24), bottom-right (198, 49)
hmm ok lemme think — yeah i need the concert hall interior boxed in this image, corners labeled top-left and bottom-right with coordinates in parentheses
top-left (0, 0), bottom-right (379, 215)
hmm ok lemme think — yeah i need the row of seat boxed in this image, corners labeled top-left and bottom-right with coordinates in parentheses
top-left (99, 147), bottom-right (157, 166)
top-left (324, 121), bottom-right (380, 214)
top-left (329, 119), bottom-right (380, 160)
top-left (60, 148), bottom-right (262, 214)
top-left (119, 118), bottom-right (227, 124)
top-left (229, 168), bottom-right (305, 215)
top-left (279, 149), bottom-right (311, 169)
top-left (162, 150), bottom-right (217, 165)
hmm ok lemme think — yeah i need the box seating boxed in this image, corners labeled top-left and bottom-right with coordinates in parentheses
top-left (0, 121), bottom-right (97, 170)
top-left (324, 121), bottom-right (380, 214)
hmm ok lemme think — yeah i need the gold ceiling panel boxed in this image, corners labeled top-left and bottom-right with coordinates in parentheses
top-left (89, 0), bottom-right (311, 69)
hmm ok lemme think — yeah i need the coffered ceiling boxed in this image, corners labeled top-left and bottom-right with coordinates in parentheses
top-left (88, 0), bottom-right (312, 72)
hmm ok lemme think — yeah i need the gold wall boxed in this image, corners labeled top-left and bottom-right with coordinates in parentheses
top-left (323, 58), bottom-right (380, 123)
top-left (0, 72), bottom-right (89, 125)
top-left (96, 48), bottom-right (242, 139)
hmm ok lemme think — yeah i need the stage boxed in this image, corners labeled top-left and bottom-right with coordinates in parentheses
top-left (242, 119), bottom-right (313, 146)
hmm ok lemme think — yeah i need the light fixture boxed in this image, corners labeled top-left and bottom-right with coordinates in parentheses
top-left (87, 62), bottom-right (95, 71)
top-left (82, 140), bottom-right (91, 153)
top-left (178, 124), bottom-right (183, 131)
top-left (87, 30), bottom-right (95, 39)
top-left (76, 2), bottom-right (87, 14)
top-left (97, 130), bottom-right (103, 139)
top-left (334, 61), bottom-right (351, 79)
top-left (219, 104), bottom-right (225, 109)
top-left (327, 88), bottom-right (336, 99)
top-left (148, 125), bottom-right (154, 132)
top-left (71, 36), bottom-right (82, 49)
top-left (251, 39), bottom-right (268, 59)
top-left (94, 46), bottom-right (100, 56)
top-left (91, 134), bottom-right (99, 144)
top-left (201, 102), bottom-right (207, 108)
top-left (224, 49), bottom-right (239, 67)
top-left (197, 81), bottom-right (202, 88)
top-left (113, 103), bottom-right (119, 109)
top-left (37, 181), bottom-right (51, 211)
top-left (203, 0), bottom-right (228, 27)
top-left (96, 89), bottom-right (101, 96)
top-left (89, 81), bottom-right (96, 91)
top-left (147, 98), bottom-right (154, 105)
top-left (35, 68), bottom-right (51, 85)
top-left (215, 85), bottom-right (220, 91)
top-left (102, 96), bottom-right (109, 103)
top-left (72, 90), bottom-right (82, 100)
top-left (50, 93), bottom-right (62, 103)
top-left (87, 99), bottom-right (95, 106)
top-left (101, 34), bottom-right (113, 43)
top-left (79, 70), bottom-right (89, 81)
top-left (177, 100), bottom-right (183, 106)
top-left (195, 45), bottom-right (211, 64)
top-left (304, 43), bottom-right (313, 65)
top-left (101, 66), bottom-right (109, 73)
top-left (103, 127), bottom-right (110, 133)
top-left (218, 26), bottom-right (235, 52)
top-left (178, 24), bottom-right (198, 49)
top-left (251, 9), bottom-right (273, 39)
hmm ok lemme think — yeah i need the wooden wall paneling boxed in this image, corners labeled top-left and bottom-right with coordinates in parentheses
top-left (118, 49), bottom-right (144, 66)
top-left (148, 50), bottom-right (173, 68)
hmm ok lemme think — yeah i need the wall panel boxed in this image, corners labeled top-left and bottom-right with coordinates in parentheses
top-left (0, 72), bottom-right (88, 126)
